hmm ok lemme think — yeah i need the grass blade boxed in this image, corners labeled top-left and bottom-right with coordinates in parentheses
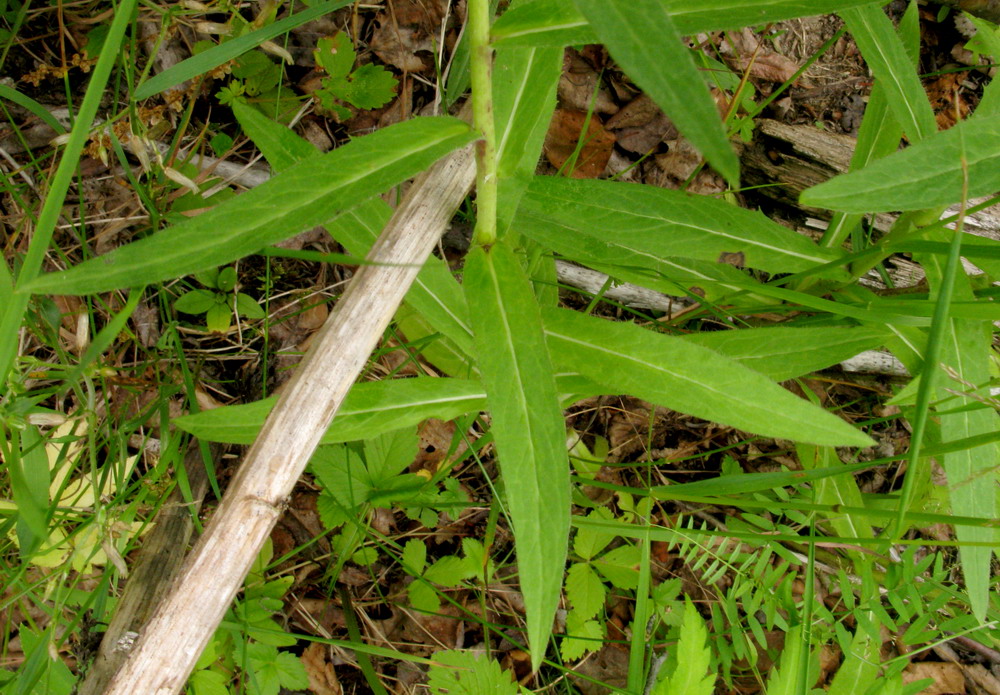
top-left (464, 243), bottom-right (570, 671)
top-left (22, 117), bottom-right (474, 295)
top-left (573, 0), bottom-right (739, 185)
top-left (0, 84), bottom-right (67, 134)
top-left (915, 229), bottom-right (999, 621)
top-left (0, 0), bottom-right (138, 385)
top-left (542, 307), bottom-right (874, 447)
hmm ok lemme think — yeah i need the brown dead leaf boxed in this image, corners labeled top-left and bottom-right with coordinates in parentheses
top-left (739, 51), bottom-right (800, 84)
top-left (131, 298), bottom-right (161, 348)
top-left (543, 109), bottom-right (615, 179)
top-left (413, 418), bottom-right (456, 472)
top-left (293, 598), bottom-right (347, 635)
top-left (925, 72), bottom-right (970, 130)
top-left (398, 601), bottom-right (466, 651)
top-left (567, 644), bottom-right (630, 695)
top-left (652, 139), bottom-right (727, 195)
top-left (605, 93), bottom-right (677, 154)
top-left (301, 642), bottom-right (343, 695)
top-left (903, 661), bottom-right (965, 695)
top-left (558, 48), bottom-right (619, 115)
top-left (370, 0), bottom-right (447, 74)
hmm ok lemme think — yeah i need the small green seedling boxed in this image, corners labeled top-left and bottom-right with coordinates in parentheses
top-left (312, 32), bottom-right (398, 121)
top-left (174, 266), bottom-right (265, 334)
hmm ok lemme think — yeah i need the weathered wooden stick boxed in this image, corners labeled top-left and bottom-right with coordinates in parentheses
top-left (77, 441), bottom-right (215, 695)
top-left (102, 141), bottom-right (476, 694)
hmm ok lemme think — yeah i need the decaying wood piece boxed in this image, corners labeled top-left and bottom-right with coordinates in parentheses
top-left (742, 118), bottom-right (1000, 289)
top-left (554, 260), bottom-right (695, 314)
top-left (77, 441), bottom-right (216, 695)
top-left (101, 142), bottom-right (476, 695)
top-left (741, 119), bottom-right (896, 230)
top-left (937, 0), bottom-right (1000, 24)
top-left (742, 119), bottom-right (1000, 237)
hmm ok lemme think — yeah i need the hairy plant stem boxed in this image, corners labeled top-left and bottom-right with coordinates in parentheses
top-left (468, 0), bottom-right (497, 247)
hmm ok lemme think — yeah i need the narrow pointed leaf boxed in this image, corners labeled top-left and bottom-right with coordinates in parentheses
top-left (919, 235), bottom-right (1000, 621)
top-left (840, 5), bottom-right (936, 144)
top-left (172, 378), bottom-right (486, 445)
top-left (518, 177), bottom-right (847, 276)
top-left (800, 115), bottom-right (1000, 213)
top-left (682, 325), bottom-right (890, 381)
top-left (23, 117), bottom-right (475, 295)
top-left (542, 307), bottom-right (874, 447)
top-left (492, 0), bottom-right (885, 48)
top-left (572, 0), bottom-right (738, 185)
top-left (230, 99), bottom-right (320, 172)
top-left (938, 319), bottom-right (998, 621)
top-left (465, 244), bottom-right (570, 671)
top-left (494, 46), bottom-right (561, 180)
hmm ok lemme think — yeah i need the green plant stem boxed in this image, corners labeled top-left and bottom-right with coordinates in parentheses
top-left (890, 205), bottom-right (966, 540)
top-left (468, 0), bottom-right (497, 247)
top-left (0, 0), bottom-right (139, 386)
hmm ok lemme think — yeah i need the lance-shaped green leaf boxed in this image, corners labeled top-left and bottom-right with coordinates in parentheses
top-left (23, 117), bottom-right (475, 295)
top-left (494, 46), bottom-right (561, 180)
top-left (937, 319), bottom-right (998, 622)
top-left (800, 116), bottom-right (1000, 213)
top-left (464, 243), bottom-right (570, 671)
top-left (840, 5), bottom-right (936, 144)
top-left (542, 307), bottom-right (874, 447)
top-left (521, 218), bottom-right (758, 302)
top-left (572, 0), bottom-right (738, 186)
top-left (491, 0), bottom-right (885, 48)
top-left (493, 45), bottom-right (562, 236)
top-left (172, 378), bottom-right (486, 445)
top-left (518, 177), bottom-right (847, 276)
top-left (682, 325), bottom-right (890, 381)
top-left (230, 99), bottom-right (321, 172)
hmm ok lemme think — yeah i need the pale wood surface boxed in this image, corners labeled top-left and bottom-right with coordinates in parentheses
top-left (101, 142), bottom-right (476, 694)
top-left (77, 441), bottom-right (215, 695)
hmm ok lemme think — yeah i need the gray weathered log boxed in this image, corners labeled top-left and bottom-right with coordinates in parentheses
top-left (100, 141), bottom-right (476, 694)
top-left (77, 441), bottom-right (215, 695)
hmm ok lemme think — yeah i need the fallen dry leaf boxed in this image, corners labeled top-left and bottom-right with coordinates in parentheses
top-left (370, 0), bottom-right (448, 74)
top-left (543, 109), bottom-right (615, 179)
top-left (605, 93), bottom-right (677, 154)
top-left (301, 642), bottom-right (343, 695)
top-left (738, 51), bottom-right (800, 84)
top-left (558, 48), bottom-right (619, 115)
top-left (903, 661), bottom-right (965, 695)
